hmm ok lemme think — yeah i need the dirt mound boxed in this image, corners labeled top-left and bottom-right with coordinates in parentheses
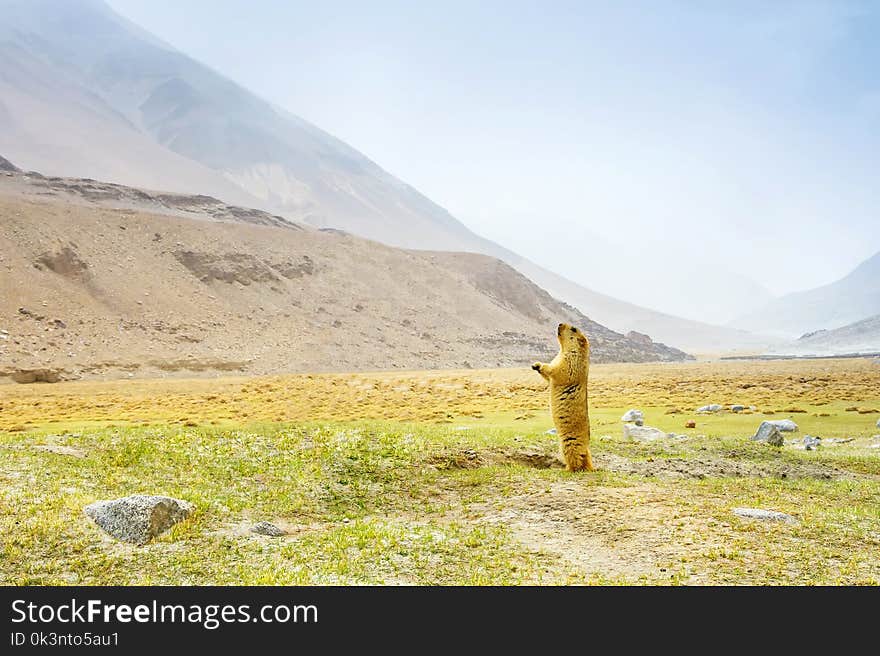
top-left (431, 446), bottom-right (849, 481)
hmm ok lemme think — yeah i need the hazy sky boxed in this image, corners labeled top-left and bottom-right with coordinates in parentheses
top-left (108, 0), bottom-right (879, 297)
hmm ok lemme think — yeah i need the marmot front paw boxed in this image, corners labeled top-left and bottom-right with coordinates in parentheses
top-left (531, 362), bottom-right (542, 371)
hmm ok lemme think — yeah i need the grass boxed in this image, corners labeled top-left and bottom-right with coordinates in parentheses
top-left (1, 358), bottom-right (879, 585)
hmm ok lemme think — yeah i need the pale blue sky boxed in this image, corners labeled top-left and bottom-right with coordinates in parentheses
top-left (108, 0), bottom-right (880, 297)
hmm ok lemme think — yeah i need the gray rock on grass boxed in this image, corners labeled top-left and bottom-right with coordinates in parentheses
top-left (251, 521), bottom-right (287, 537)
top-left (731, 404), bottom-right (745, 412)
top-left (803, 435), bottom-right (821, 451)
top-left (697, 404), bottom-right (723, 413)
top-left (84, 495), bottom-right (193, 545)
top-left (621, 409), bottom-right (644, 424)
top-left (769, 419), bottom-right (798, 432)
top-left (751, 421), bottom-right (784, 446)
top-left (623, 424), bottom-right (667, 441)
top-left (733, 508), bottom-right (797, 524)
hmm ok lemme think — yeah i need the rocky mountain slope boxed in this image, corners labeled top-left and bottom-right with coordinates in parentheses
top-left (732, 251), bottom-right (880, 338)
top-left (0, 0), bottom-right (764, 352)
top-left (0, 165), bottom-right (689, 382)
top-left (785, 314), bottom-right (880, 356)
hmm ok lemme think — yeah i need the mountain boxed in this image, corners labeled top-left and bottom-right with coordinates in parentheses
top-left (0, 0), bottom-right (763, 352)
top-left (784, 314), bottom-right (880, 356)
top-left (732, 251), bottom-right (880, 338)
top-left (0, 164), bottom-right (689, 382)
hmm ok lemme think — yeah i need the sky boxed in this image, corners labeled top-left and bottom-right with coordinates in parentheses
top-left (107, 0), bottom-right (880, 299)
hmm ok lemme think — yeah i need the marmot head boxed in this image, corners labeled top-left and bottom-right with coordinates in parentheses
top-left (557, 322), bottom-right (589, 355)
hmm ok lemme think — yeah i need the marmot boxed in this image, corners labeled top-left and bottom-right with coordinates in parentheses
top-left (532, 322), bottom-right (593, 472)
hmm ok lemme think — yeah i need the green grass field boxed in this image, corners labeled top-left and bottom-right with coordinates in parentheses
top-left (2, 359), bottom-right (879, 585)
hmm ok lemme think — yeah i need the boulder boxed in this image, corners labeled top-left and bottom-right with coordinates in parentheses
top-left (769, 419), bottom-right (798, 432)
top-left (84, 495), bottom-right (193, 545)
top-left (697, 404), bottom-right (722, 413)
top-left (685, 420), bottom-right (696, 429)
top-left (623, 424), bottom-right (667, 441)
top-left (731, 405), bottom-right (745, 412)
top-left (732, 508), bottom-right (797, 524)
top-left (803, 435), bottom-right (821, 451)
top-left (621, 409), bottom-right (644, 424)
top-left (751, 421), bottom-right (784, 446)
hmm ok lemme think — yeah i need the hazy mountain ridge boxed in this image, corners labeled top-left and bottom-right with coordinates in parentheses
top-left (732, 251), bottom-right (880, 338)
top-left (781, 314), bottom-right (880, 356)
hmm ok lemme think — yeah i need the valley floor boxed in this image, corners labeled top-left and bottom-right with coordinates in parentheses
top-left (1, 359), bottom-right (879, 584)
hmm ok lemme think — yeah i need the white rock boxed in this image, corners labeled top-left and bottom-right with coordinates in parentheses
top-left (621, 409), bottom-right (644, 423)
top-left (769, 419), bottom-right (798, 432)
top-left (623, 424), bottom-right (667, 441)
top-left (697, 404), bottom-right (723, 413)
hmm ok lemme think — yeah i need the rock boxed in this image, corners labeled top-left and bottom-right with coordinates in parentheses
top-left (731, 404), bottom-right (745, 412)
top-left (545, 428), bottom-right (557, 435)
top-left (732, 508), bottom-right (797, 524)
top-left (685, 420), bottom-right (696, 428)
top-left (751, 421), bottom-right (784, 446)
top-left (769, 419), bottom-right (798, 432)
top-left (621, 409), bottom-right (644, 424)
top-left (251, 521), bottom-right (287, 537)
top-left (697, 404), bottom-right (722, 413)
top-left (84, 495), bottom-right (193, 545)
top-left (877, 418), bottom-right (880, 429)
top-left (623, 424), bottom-right (667, 441)
top-left (803, 435), bottom-right (821, 451)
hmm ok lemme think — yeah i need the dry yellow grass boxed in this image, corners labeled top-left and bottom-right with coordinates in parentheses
top-left (2, 358), bottom-right (879, 431)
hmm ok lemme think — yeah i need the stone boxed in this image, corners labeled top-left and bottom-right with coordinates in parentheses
top-left (84, 495), bottom-right (193, 545)
top-left (697, 404), bottom-right (722, 413)
top-left (751, 421), bottom-right (784, 446)
top-left (621, 409), bottom-right (644, 423)
top-left (731, 404), bottom-right (745, 412)
top-left (545, 428), bottom-right (557, 435)
top-left (803, 435), bottom-right (821, 451)
top-left (685, 420), bottom-right (696, 429)
top-left (623, 424), bottom-right (667, 441)
top-left (770, 419), bottom-right (798, 432)
top-left (251, 521), bottom-right (287, 537)
top-left (732, 508), bottom-right (797, 524)
top-left (877, 418), bottom-right (880, 429)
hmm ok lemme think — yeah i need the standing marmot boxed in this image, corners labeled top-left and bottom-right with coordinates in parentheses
top-left (532, 322), bottom-right (593, 472)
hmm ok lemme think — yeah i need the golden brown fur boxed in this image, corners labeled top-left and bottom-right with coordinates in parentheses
top-left (532, 322), bottom-right (593, 472)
